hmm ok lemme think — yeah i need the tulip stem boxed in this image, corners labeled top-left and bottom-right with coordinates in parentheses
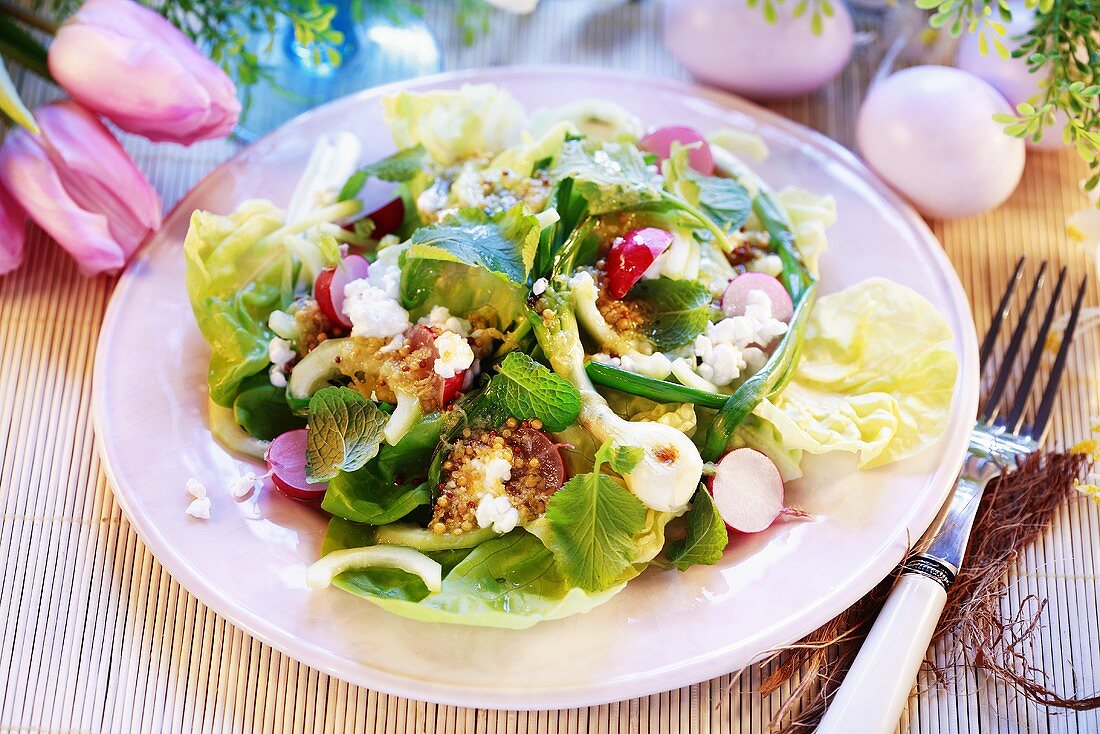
top-left (0, 1), bottom-right (59, 35)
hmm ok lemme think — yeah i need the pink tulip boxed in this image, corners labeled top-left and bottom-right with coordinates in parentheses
top-left (0, 183), bottom-right (26, 275)
top-left (48, 0), bottom-right (240, 145)
top-left (0, 101), bottom-right (162, 276)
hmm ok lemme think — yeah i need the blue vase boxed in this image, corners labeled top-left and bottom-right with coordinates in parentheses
top-left (233, 0), bottom-right (442, 142)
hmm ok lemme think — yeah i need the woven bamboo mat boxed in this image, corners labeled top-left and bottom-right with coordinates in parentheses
top-left (2, 1), bottom-right (1099, 731)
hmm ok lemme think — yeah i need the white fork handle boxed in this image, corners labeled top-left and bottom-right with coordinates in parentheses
top-left (815, 573), bottom-right (947, 733)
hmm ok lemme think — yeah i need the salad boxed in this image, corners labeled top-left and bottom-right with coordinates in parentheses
top-left (184, 84), bottom-right (959, 629)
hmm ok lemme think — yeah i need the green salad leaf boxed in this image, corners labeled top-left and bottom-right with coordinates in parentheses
top-left (627, 277), bottom-right (714, 350)
top-left (608, 445), bottom-right (644, 474)
top-left (666, 486), bottom-right (727, 571)
top-left (306, 387), bottom-right (389, 483)
top-left (542, 442), bottom-right (649, 592)
top-left (321, 413), bottom-right (443, 524)
top-left (405, 206), bottom-right (540, 284)
top-left (183, 203), bottom-right (294, 407)
top-left (476, 352), bottom-right (582, 432)
top-left (232, 375), bottom-right (306, 441)
top-left (552, 139), bottom-right (663, 215)
top-left (664, 143), bottom-right (752, 234)
top-left (339, 145), bottom-right (428, 201)
top-left (329, 530), bottom-right (625, 629)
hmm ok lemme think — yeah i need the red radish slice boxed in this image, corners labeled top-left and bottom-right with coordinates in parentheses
top-left (315, 254), bottom-right (370, 328)
top-left (606, 227), bottom-right (675, 299)
top-left (510, 425), bottom-right (566, 492)
top-left (403, 324), bottom-right (469, 407)
top-left (721, 272), bottom-right (794, 322)
top-left (365, 197), bottom-right (404, 239)
top-left (640, 125), bottom-right (715, 176)
top-left (266, 429), bottom-right (328, 502)
top-left (707, 448), bottom-right (784, 533)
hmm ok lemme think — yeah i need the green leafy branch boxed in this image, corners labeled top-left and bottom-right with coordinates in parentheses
top-left (747, 0), bottom-right (837, 35)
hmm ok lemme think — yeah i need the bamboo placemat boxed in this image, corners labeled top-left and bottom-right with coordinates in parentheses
top-left (2, 2), bottom-right (1099, 731)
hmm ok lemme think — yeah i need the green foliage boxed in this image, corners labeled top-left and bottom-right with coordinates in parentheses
top-left (666, 486), bottom-right (728, 570)
top-left (626, 277), bottom-right (715, 350)
top-left (542, 441), bottom-right (649, 592)
top-left (338, 145), bottom-right (428, 201)
top-left (405, 206), bottom-right (540, 285)
top-left (233, 375), bottom-right (307, 440)
top-left (306, 387), bottom-right (389, 482)
top-left (476, 352), bottom-right (582, 432)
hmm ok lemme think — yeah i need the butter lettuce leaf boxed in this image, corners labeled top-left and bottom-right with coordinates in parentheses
top-left (382, 84), bottom-right (526, 165)
top-left (737, 278), bottom-right (958, 477)
top-left (184, 201), bottom-right (294, 407)
top-left (774, 186), bottom-right (836, 275)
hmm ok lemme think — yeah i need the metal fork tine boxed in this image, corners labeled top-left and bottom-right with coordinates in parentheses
top-left (1005, 267), bottom-right (1067, 432)
top-left (1032, 275), bottom-right (1089, 440)
top-left (982, 261), bottom-right (1047, 421)
top-left (980, 256), bottom-right (1026, 370)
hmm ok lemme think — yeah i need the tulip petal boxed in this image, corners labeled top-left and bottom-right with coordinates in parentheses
top-left (36, 101), bottom-right (161, 257)
top-left (47, 0), bottom-right (240, 145)
top-left (0, 127), bottom-right (126, 275)
top-left (0, 183), bottom-right (26, 274)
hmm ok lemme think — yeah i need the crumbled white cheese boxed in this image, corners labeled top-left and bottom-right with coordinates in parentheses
top-left (269, 366), bottom-right (287, 389)
top-left (474, 493), bottom-right (520, 534)
top-left (592, 352), bottom-right (622, 367)
top-left (433, 330), bottom-right (475, 378)
top-left (592, 148), bottom-right (622, 175)
top-left (185, 477), bottom-right (207, 499)
top-left (418, 305), bottom-right (471, 337)
top-left (748, 253), bottom-right (784, 277)
top-left (469, 453), bottom-right (512, 496)
top-left (230, 472), bottom-right (264, 499)
top-left (186, 496), bottom-right (211, 520)
top-left (342, 258), bottom-right (412, 339)
top-left (268, 336), bottom-right (296, 387)
top-left (693, 290), bottom-right (788, 387)
top-left (532, 277), bottom-right (548, 296)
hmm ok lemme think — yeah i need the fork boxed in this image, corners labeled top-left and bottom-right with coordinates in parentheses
top-left (815, 258), bottom-right (1089, 733)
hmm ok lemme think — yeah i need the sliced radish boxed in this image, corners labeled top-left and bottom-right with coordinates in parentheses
top-left (606, 227), bottom-right (675, 299)
top-left (366, 197), bottom-right (404, 239)
top-left (404, 324), bottom-right (468, 407)
top-left (708, 448), bottom-right (784, 533)
top-left (640, 125), bottom-right (715, 176)
top-left (266, 429), bottom-right (328, 502)
top-left (315, 254), bottom-right (370, 328)
top-left (721, 272), bottom-right (794, 322)
top-left (510, 424), bottom-right (566, 492)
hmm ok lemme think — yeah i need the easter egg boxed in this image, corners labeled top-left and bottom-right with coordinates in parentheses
top-left (856, 65), bottom-right (1026, 219)
top-left (663, 0), bottom-right (854, 100)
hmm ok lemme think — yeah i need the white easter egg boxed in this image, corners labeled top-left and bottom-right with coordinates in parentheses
top-left (856, 65), bottom-right (1026, 219)
top-left (663, 0), bottom-right (854, 100)
top-left (956, 1), bottom-right (1065, 151)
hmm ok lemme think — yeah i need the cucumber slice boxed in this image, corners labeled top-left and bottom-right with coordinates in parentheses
top-left (209, 399), bottom-right (270, 460)
top-left (287, 338), bottom-right (350, 414)
top-left (383, 390), bottom-right (422, 445)
top-left (374, 523), bottom-right (496, 551)
top-left (306, 545), bottom-right (442, 591)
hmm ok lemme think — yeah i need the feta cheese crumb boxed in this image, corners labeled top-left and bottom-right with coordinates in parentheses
top-left (186, 496), bottom-right (211, 520)
top-left (474, 493), bottom-right (519, 534)
top-left (693, 289), bottom-right (788, 387)
top-left (418, 305), bottom-right (471, 337)
top-left (230, 472), bottom-right (264, 499)
top-left (267, 336), bottom-right (296, 387)
top-left (748, 253), bottom-right (784, 277)
top-left (185, 477), bottom-right (207, 499)
top-left (342, 261), bottom-right (412, 339)
top-left (433, 331), bottom-right (475, 378)
top-left (532, 277), bottom-right (548, 296)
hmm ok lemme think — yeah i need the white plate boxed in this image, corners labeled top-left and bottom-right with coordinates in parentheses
top-left (93, 67), bottom-right (978, 709)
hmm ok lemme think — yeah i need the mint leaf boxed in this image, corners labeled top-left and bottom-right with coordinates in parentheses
top-left (663, 143), bottom-right (751, 234)
top-left (544, 471), bottom-right (648, 591)
top-left (306, 387), bottom-right (389, 482)
top-left (627, 277), bottom-right (714, 350)
top-left (339, 145), bottom-right (428, 200)
top-left (551, 139), bottom-right (663, 215)
top-left (667, 486), bottom-right (728, 570)
top-left (477, 352), bottom-right (582, 432)
top-left (608, 445), bottom-right (643, 474)
top-left (404, 205), bottom-right (540, 284)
